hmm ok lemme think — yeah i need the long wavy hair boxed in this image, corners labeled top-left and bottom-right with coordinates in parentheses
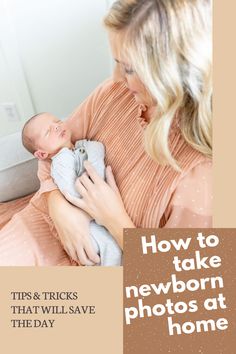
top-left (104, 0), bottom-right (212, 170)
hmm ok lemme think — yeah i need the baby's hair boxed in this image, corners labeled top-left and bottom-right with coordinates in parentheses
top-left (21, 113), bottom-right (45, 154)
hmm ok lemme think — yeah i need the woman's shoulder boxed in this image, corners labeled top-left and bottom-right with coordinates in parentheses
top-left (66, 78), bottom-right (134, 141)
top-left (68, 78), bottom-right (130, 121)
top-left (89, 77), bottom-right (128, 103)
top-left (181, 158), bottom-right (212, 183)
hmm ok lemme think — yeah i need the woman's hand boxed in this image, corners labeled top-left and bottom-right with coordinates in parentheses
top-left (64, 161), bottom-right (135, 248)
top-left (47, 190), bottom-right (100, 266)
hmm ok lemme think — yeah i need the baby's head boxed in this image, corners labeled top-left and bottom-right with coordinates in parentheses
top-left (22, 112), bottom-right (73, 160)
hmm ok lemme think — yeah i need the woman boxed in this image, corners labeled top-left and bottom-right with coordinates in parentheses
top-left (0, 0), bottom-right (212, 266)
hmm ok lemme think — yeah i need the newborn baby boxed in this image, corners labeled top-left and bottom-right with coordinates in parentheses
top-left (22, 112), bottom-right (122, 266)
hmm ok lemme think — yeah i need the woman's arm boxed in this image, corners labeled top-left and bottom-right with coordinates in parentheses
top-left (64, 162), bottom-right (135, 249)
top-left (46, 189), bottom-right (100, 265)
top-left (37, 159), bottom-right (100, 265)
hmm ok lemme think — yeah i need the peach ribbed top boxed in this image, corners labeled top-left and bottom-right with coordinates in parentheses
top-left (0, 79), bottom-right (212, 266)
top-left (65, 79), bottom-right (212, 228)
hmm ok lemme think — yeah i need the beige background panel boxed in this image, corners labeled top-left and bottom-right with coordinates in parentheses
top-left (214, 0), bottom-right (236, 227)
top-left (0, 267), bottom-right (122, 354)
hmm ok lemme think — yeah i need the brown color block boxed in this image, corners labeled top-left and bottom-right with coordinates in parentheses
top-left (124, 229), bottom-right (236, 354)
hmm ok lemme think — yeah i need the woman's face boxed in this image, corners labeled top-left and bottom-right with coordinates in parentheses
top-left (108, 31), bottom-right (153, 107)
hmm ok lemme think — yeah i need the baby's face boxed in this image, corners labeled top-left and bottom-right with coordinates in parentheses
top-left (29, 113), bottom-right (72, 157)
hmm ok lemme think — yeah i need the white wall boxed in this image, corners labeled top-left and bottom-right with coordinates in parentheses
top-left (0, 0), bottom-right (113, 138)
top-left (0, 47), bottom-right (28, 136)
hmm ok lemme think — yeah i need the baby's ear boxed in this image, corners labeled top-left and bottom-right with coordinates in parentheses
top-left (34, 150), bottom-right (49, 160)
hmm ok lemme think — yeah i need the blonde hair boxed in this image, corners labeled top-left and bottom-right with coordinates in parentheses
top-left (104, 0), bottom-right (212, 170)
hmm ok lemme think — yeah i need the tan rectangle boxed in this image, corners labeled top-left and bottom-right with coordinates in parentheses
top-left (0, 267), bottom-right (123, 354)
top-left (214, 0), bottom-right (236, 226)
